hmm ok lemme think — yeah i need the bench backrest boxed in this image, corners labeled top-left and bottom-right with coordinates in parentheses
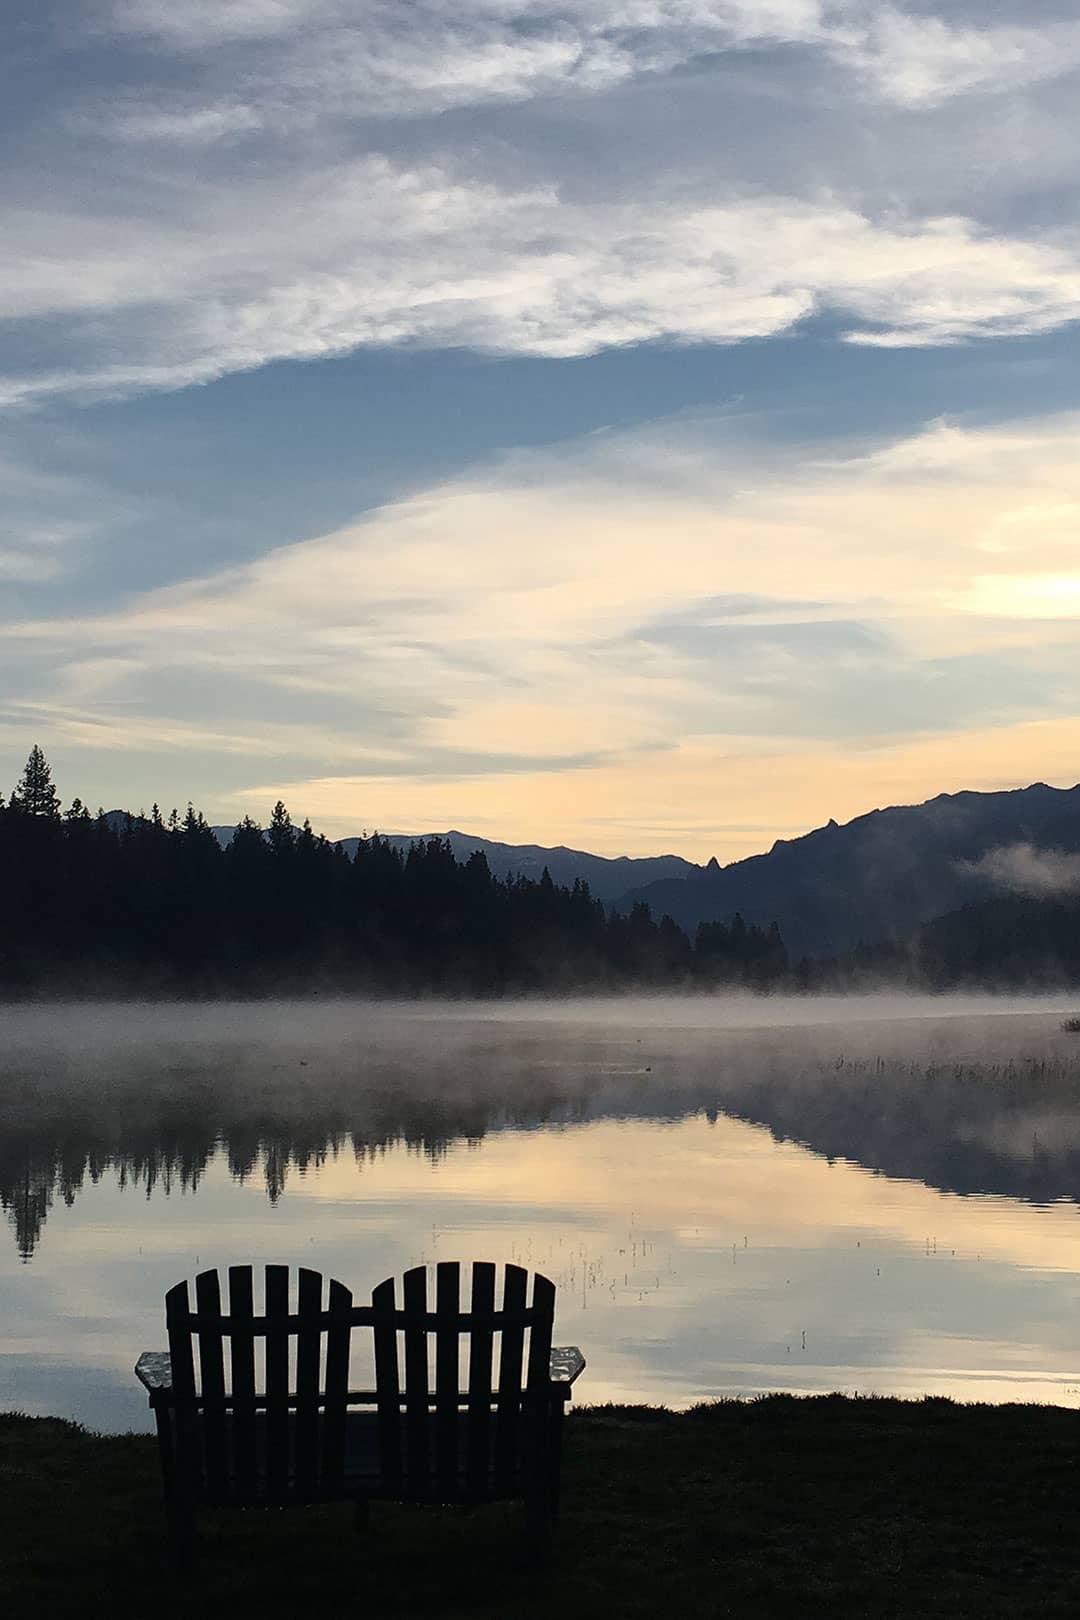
top-left (164, 1261), bottom-right (556, 1506)
top-left (166, 1263), bottom-right (353, 1505)
top-left (371, 1261), bottom-right (555, 1500)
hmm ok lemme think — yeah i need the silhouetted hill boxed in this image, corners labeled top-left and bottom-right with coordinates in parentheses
top-left (619, 782), bottom-right (1080, 958)
top-left (211, 825), bottom-right (699, 903)
top-left (914, 894), bottom-right (1080, 988)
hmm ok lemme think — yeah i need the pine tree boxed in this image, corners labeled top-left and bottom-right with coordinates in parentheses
top-left (11, 745), bottom-right (61, 819)
top-left (268, 800), bottom-right (295, 857)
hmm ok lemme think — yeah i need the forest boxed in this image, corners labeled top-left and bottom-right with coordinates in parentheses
top-left (0, 747), bottom-right (788, 996)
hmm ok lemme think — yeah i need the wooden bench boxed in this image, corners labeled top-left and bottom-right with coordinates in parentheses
top-left (136, 1261), bottom-right (585, 1557)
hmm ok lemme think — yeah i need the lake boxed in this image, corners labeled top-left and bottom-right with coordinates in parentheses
top-left (3, 993), bottom-right (1080, 1433)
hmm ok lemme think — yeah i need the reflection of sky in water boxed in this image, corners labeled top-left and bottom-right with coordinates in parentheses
top-left (3, 996), bottom-right (1080, 1432)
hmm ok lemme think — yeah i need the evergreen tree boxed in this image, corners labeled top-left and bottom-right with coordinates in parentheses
top-left (268, 800), bottom-right (295, 857)
top-left (11, 745), bottom-right (60, 819)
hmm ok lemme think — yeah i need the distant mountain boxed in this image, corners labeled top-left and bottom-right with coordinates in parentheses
top-left (348, 832), bottom-right (700, 901)
top-left (210, 825), bottom-right (700, 903)
top-left (618, 782), bottom-right (1080, 960)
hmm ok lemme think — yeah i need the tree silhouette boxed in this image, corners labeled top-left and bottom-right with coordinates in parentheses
top-left (268, 800), bottom-right (295, 857)
top-left (0, 747), bottom-right (792, 997)
top-left (10, 744), bottom-right (60, 819)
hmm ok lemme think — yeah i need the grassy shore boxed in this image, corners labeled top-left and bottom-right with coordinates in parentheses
top-left (3, 1396), bottom-right (1079, 1618)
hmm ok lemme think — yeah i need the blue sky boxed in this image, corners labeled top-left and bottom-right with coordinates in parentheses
top-left (3, 1), bottom-right (1080, 858)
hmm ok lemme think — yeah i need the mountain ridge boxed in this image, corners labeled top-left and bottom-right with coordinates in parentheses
top-left (620, 779), bottom-right (1080, 958)
top-left (141, 776), bottom-right (1080, 960)
top-left (208, 824), bottom-right (701, 904)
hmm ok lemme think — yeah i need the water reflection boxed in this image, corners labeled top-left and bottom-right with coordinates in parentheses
top-left (5, 999), bottom-right (1080, 1259)
top-left (3, 996), bottom-right (1080, 1427)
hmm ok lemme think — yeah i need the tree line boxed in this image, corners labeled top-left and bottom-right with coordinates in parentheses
top-left (0, 747), bottom-right (789, 996)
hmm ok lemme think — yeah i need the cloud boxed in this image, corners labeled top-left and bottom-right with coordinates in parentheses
top-left (103, 2), bottom-right (1080, 116)
top-left (0, 441), bottom-right (128, 583)
top-left (0, 4), bottom-right (1076, 408)
top-left (839, 5), bottom-right (1080, 107)
top-left (961, 843), bottom-right (1080, 899)
top-left (0, 531), bottom-right (81, 584)
top-left (96, 98), bottom-right (265, 144)
top-left (5, 168), bottom-right (1080, 407)
top-left (105, 1), bottom-right (826, 83)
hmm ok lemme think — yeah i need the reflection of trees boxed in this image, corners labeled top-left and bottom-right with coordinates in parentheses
top-left (6, 1016), bottom-right (1080, 1257)
top-left (0, 1065), bottom-right (551, 1258)
top-left (723, 1058), bottom-right (1080, 1209)
top-left (1, 1128), bottom-right (217, 1261)
top-left (0, 1116), bottom-right (466, 1260)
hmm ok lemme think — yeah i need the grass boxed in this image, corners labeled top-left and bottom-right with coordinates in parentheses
top-left (3, 1396), bottom-right (1080, 1618)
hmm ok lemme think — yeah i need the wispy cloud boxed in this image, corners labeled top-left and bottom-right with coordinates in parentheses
top-left (5, 172), bottom-right (1080, 406)
top-left (0, 442), bottom-right (129, 584)
top-left (839, 5), bottom-right (1080, 107)
top-left (102, 2), bottom-right (1080, 116)
top-left (95, 98), bottom-right (265, 144)
top-left (0, 3), bottom-right (1076, 406)
top-left (104, 1), bottom-right (827, 89)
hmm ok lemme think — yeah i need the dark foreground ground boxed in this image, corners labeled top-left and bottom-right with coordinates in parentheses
top-left (3, 1396), bottom-right (1079, 1619)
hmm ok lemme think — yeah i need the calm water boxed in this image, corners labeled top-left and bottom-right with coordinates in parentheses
top-left (4, 994), bottom-right (1080, 1432)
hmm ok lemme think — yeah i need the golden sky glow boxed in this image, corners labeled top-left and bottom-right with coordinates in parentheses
top-left (6, 409), bottom-right (1080, 857)
top-left (230, 716), bottom-right (1080, 862)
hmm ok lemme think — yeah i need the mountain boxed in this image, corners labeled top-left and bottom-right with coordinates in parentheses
top-left (617, 782), bottom-right (1080, 960)
top-left (344, 832), bottom-right (700, 901)
top-left (211, 826), bottom-right (700, 903)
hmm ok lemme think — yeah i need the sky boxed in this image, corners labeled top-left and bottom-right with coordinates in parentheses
top-left (3, 1), bottom-right (1080, 862)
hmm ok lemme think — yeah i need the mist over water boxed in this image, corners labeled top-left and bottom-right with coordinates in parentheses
top-left (3, 992), bottom-right (1080, 1431)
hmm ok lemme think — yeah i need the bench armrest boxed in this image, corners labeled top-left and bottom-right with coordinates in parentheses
top-left (549, 1346), bottom-right (586, 1386)
top-left (135, 1351), bottom-right (173, 1394)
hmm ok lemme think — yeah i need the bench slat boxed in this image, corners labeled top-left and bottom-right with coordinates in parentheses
top-left (466, 1261), bottom-right (496, 1494)
top-left (195, 1271), bottom-right (228, 1497)
top-left (373, 1277), bottom-right (402, 1491)
top-left (321, 1278), bottom-right (352, 1483)
top-left (435, 1262), bottom-right (460, 1497)
top-left (494, 1264), bottom-right (528, 1491)
top-left (228, 1266), bottom-right (257, 1499)
top-left (166, 1279), bottom-right (201, 1498)
top-left (403, 1267), bottom-right (430, 1496)
top-left (528, 1274), bottom-right (556, 1394)
top-left (525, 1272), bottom-right (556, 1495)
top-left (265, 1265), bottom-right (290, 1499)
top-left (295, 1268), bottom-right (322, 1495)
top-left (177, 1305), bottom-right (544, 1332)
